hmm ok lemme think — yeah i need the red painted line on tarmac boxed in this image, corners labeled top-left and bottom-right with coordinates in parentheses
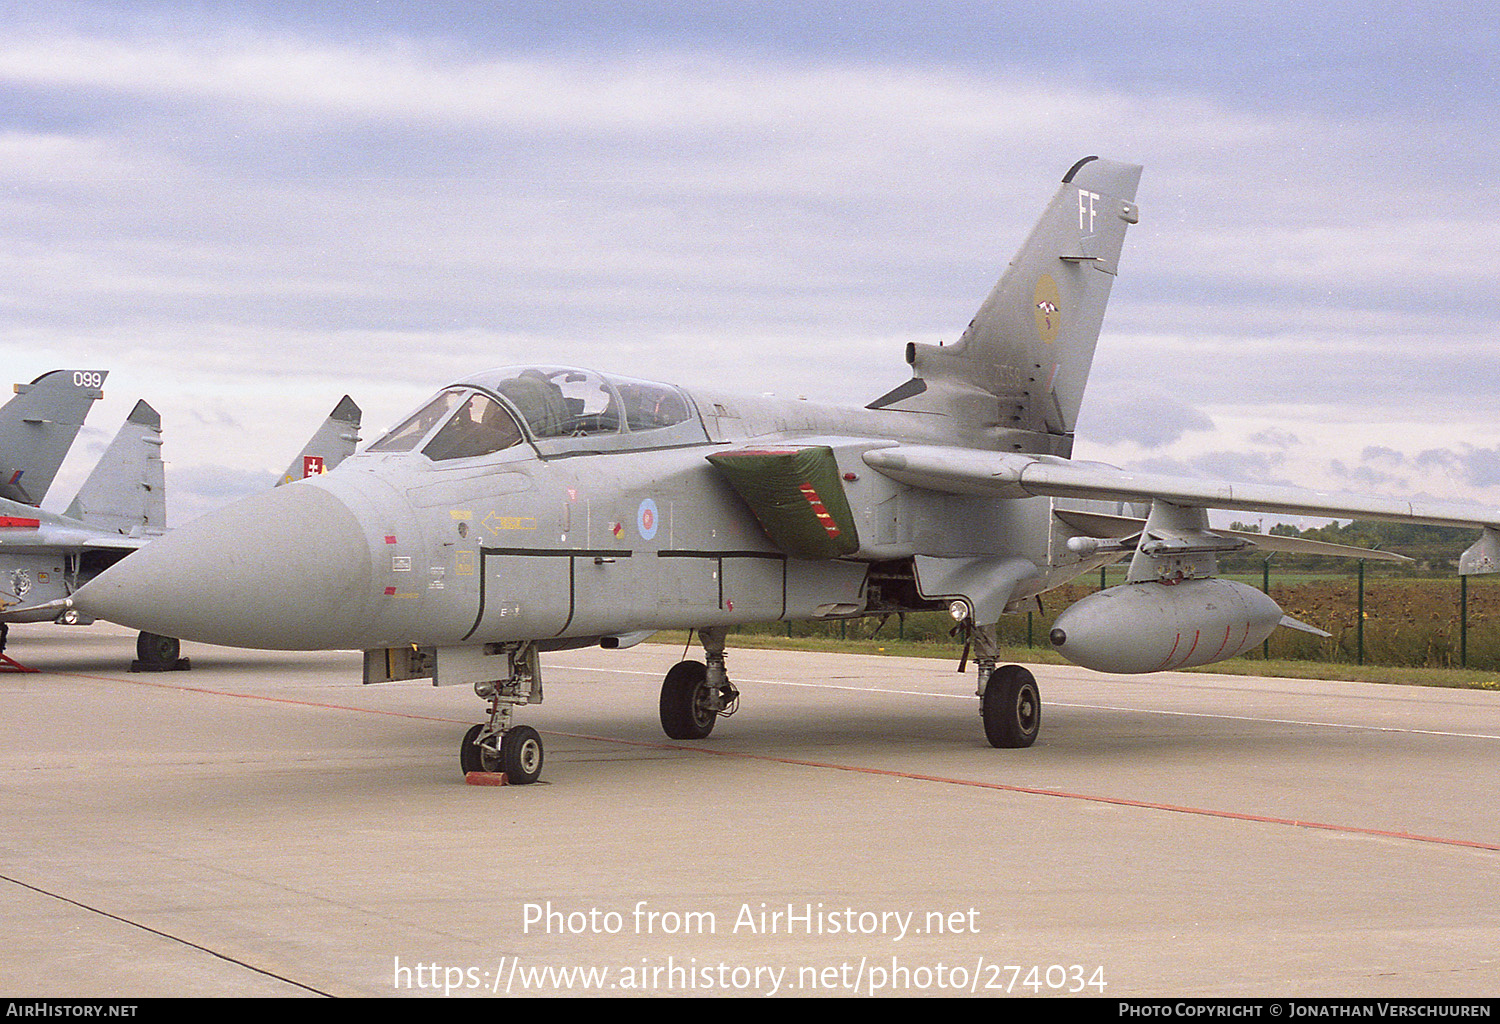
top-left (539, 728), bottom-right (1500, 854)
top-left (53, 669), bottom-right (463, 725)
top-left (55, 668), bottom-right (1500, 853)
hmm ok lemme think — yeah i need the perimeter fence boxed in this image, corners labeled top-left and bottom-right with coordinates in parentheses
top-left (741, 564), bottom-right (1500, 673)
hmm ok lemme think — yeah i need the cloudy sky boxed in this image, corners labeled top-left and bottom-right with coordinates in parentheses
top-left (3, 1), bottom-right (1498, 526)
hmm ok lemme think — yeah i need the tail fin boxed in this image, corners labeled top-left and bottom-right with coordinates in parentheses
top-left (277, 396), bottom-right (362, 485)
top-left (63, 400), bottom-right (166, 537)
top-left (875, 157), bottom-right (1141, 456)
top-left (0, 369), bottom-right (108, 505)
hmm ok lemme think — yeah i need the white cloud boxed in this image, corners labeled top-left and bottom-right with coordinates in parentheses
top-left (2, 16), bottom-right (1498, 524)
top-left (1074, 390), bottom-right (1216, 449)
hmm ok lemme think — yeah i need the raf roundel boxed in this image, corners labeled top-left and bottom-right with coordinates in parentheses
top-left (637, 498), bottom-right (659, 540)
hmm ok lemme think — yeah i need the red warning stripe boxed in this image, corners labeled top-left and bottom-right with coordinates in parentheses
top-left (797, 482), bottom-right (841, 539)
top-left (0, 517), bottom-right (40, 528)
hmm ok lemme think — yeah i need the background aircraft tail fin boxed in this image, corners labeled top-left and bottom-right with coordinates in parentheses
top-left (63, 400), bottom-right (166, 537)
top-left (0, 370), bottom-right (108, 505)
top-left (278, 396), bottom-right (362, 485)
top-left (873, 158), bottom-right (1141, 457)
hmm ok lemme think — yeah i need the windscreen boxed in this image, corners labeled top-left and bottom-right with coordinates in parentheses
top-left (366, 389), bottom-right (465, 453)
top-left (422, 393), bottom-right (523, 461)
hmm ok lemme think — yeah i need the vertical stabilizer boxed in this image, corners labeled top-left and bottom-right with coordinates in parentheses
top-left (63, 400), bottom-right (166, 537)
top-left (878, 158), bottom-right (1141, 456)
top-left (278, 396), bottom-right (362, 485)
top-left (0, 370), bottom-right (108, 505)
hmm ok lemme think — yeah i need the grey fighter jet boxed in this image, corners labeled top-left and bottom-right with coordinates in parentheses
top-left (2, 394), bottom-right (362, 665)
top-left (71, 157), bottom-right (1500, 783)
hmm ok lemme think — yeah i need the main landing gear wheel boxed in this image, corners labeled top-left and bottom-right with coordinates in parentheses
top-left (982, 665), bottom-right (1041, 748)
top-left (461, 723), bottom-right (544, 784)
top-left (659, 660), bottom-right (717, 740)
top-left (137, 631), bottom-right (180, 665)
top-left (131, 631), bottom-right (187, 672)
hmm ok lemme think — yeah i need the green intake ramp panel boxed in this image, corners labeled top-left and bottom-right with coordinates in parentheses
top-left (706, 446), bottom-right (860, 558)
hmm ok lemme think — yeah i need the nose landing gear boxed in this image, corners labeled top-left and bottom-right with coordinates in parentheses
top-left (462, 721), bottom-right (543, 784)
top-left (461, 642), bottom-right (545, 784)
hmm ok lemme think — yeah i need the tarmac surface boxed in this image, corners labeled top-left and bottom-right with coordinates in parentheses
top-left (3, 622), bottom-right (1499, 998)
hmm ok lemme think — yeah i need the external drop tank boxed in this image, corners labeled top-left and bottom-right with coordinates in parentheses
top-left (1048, 578), bottom-right (1284, 674)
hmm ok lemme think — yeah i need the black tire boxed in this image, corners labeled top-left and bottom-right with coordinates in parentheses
top-left (460, 723), bottom-right (501, 776)
top-left (136, 631), bottom-right (180, 666)
top-left (982, 665), bottom-right (1041, 748)
top-left (659, 660), bottom-right (715, 740)
top-left (501, 725), bottom-right (544, 785)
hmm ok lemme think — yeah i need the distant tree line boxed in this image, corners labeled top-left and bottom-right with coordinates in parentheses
top-left (1220, 521), bottom-right (1473, 575)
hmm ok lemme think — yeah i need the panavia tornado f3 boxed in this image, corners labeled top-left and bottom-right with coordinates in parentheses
top-left (70, 157), bottom-right (1500, 783)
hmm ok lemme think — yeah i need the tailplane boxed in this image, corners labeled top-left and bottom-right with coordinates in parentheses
top-left (872, 157), bottom-right (1142, 456)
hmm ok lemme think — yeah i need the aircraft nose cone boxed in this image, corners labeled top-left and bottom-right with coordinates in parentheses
top-left (74, 482), bottom-right (376, 649)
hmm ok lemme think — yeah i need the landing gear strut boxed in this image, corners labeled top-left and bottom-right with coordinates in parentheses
top-left (462, 642), bottom-right (544, 784)
top-left (659, 626), bottom-right (739, 740)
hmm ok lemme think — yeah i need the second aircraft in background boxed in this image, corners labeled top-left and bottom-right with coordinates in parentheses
top-left (0, 374), bottom-right (362, 667)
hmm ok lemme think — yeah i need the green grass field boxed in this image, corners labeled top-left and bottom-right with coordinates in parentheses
top-left (644, 571), bottom-right (1500, 692)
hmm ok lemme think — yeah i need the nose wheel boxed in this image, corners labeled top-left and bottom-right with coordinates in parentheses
top-left (461, 642), bottom-right (544, 784)
top-left (462, 723), bottom-right (543, 784)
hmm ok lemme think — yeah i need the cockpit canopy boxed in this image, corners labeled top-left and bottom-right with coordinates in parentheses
top-left (366, 366), bottom-right (707, 461)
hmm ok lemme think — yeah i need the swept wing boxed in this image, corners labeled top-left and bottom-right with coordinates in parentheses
top-left (862, 445), bottom-right (1500, 532)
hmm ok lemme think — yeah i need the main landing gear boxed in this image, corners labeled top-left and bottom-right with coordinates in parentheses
top-left (980, 664), bottom-right (1041, 747)
top-left (659, 626), bottom-right (739, 740)
top-left (969, 622), bottom-right (1041, 748)
top-left (650, 621), bottom-right (1039, 749)
top-left (461, 642), bottom-right (545, 784)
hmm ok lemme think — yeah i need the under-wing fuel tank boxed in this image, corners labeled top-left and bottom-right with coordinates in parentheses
top-left (1048, 578), bottom-right (1283, 674)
